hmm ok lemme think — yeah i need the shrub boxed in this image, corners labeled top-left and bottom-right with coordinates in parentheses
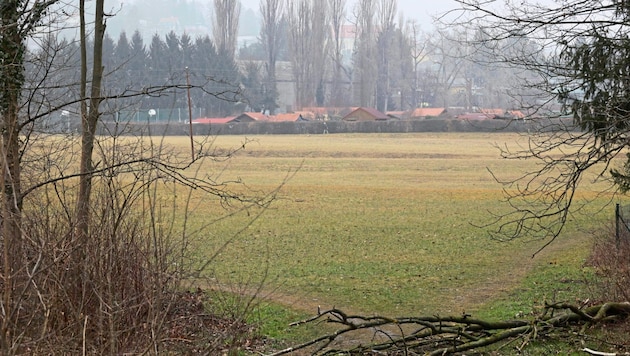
top-left (588, 226), bottom-right (630, 302)
top-left (0, 134), bottom-right (266, 355)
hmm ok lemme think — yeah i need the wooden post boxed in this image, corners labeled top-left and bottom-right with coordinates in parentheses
top-left (616, 203), bottom-right (621, 248)
top-left (185, 67), bottom-right (195, 161)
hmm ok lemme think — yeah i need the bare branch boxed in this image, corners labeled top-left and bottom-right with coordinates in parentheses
top-left (268, 303), bottom-right (630, 355)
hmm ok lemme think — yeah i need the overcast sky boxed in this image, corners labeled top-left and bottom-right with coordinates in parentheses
top-left (239, 0), bottom-right (460, 30)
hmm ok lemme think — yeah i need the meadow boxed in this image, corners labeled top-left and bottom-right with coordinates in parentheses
top-left (175, 132), bottom-right (611, 322)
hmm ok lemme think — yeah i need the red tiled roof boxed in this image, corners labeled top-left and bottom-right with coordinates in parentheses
top-left (243, 112), bottom-right (268, 120)
top-left (477, 109), bottom-right (526, 119)
top-left (233, 112), bottom-right (269, 121)
top-left (192, 117), bottom-right (235, 124)
top-left (407, 108), bottom-right (447, 118)
top-left (343, 107), bottom-right (389, 121)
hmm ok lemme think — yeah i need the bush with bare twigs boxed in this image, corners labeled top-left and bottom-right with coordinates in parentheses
top-left (588, 227), bottom-right (630, 306)
top-left (1, 134), bottom-right (272, 355)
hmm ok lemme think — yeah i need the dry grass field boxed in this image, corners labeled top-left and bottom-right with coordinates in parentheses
top-left (171, 132), bottom-right (611, 319)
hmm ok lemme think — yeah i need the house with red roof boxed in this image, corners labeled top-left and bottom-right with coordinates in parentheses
top-left (191, 117), bottom-right (236, 124)
top-left (342, 107), bottom-right (389, 121)
top-left (300, 107), bottom-right (359, 120)
top-left (406, 108), bottom-right (448, 119)
top-left (232, 112), bottom-right (269, 122)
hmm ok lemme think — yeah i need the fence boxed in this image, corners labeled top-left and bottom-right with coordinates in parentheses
top-left (97, 117), bottom-right (538, 137)
top-left (114, 108), bottom-right (207, 123)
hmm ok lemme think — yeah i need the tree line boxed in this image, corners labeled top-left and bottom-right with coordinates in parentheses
top-left (38, 0), bottom-right (533, 122)
top-left (225, 0), bottom-right (535, 113)
top-left (37, 30), bottom-right (242, 122)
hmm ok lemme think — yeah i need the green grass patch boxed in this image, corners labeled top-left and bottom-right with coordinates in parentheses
top-left (477, 255), bottom-right (596, 320)
top-left (166, 133), bottom-right (614, 343)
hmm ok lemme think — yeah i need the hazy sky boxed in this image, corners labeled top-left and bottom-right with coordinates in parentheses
top-left (239, 0), bottom-right (460, 30)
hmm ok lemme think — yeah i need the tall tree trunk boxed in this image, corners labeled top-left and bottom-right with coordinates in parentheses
top-left (76, 0), bottom-right (105, 239)
top-left (74, 3), bottom-right (106, 346)
top-left (0, 2), bottom-right (25, 351)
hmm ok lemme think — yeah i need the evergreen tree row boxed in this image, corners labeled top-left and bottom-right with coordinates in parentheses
top-left (103, 30), bottom-right (244, 117)
top-left (30, 30), bottom-right (259, 123)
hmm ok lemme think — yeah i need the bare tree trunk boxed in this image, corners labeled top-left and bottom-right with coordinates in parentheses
top-left (0, 3), bottom-right (25, 352)
top-left (0, 30), bottom-right (22, 354)
top-left (0, 1), bottom-right (59, 352)
top-left (76, 0), bottom-right (105, 241)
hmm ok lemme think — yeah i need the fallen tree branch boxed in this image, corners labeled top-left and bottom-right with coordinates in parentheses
top-left (265, 302), bottom-right (630, 355)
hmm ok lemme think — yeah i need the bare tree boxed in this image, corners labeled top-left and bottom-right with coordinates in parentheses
top-left (391, 13), bottom-right (415, 111)
top-left (404, 20), bottom-right (430, 108)
top-left (286, 0), bottom-right (311, 110)
top-left (328, 0), bottom-right (347, 107)
top-left (213, 0), bottom-right (241, 57)
top-left (286, 0), bottom-right (329, 109)
top-left (352, 0), bottom-right (377, 107)
top-left (0, 1), bottom-right (61, 351)
top-left (259, 0), bottom-right (284, 113)
top-left (76, 0), bottom-right (105, 239)
top-left (311, 0), bottom-right (330, 107)
top-left (375, 0), bottom-right (397, 111)
top-left (425, 28), bottom-right (466, 108)
top-left (446, 0), bottom-right (630, 246)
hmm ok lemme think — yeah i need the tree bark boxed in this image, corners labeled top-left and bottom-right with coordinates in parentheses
top-left (0, 3), bottom-right (26, 352)
top-left (0, 1), bottom-right (60, 352)
top-left (76, 0), bottom-right (106, 239)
